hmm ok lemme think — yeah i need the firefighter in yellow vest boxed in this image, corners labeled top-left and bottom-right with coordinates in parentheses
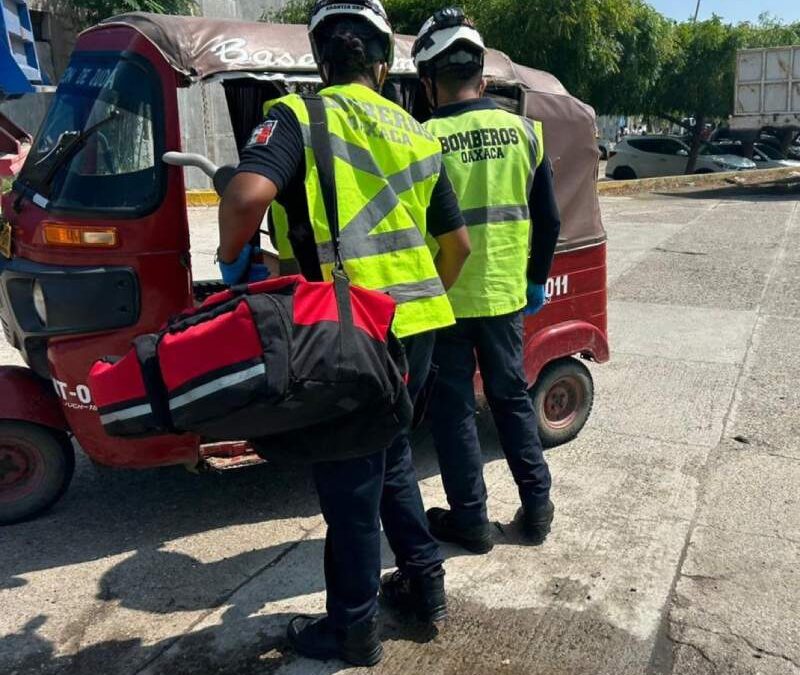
top-left (413, 9), bottom-right (561, 554)
top-left (218, 0), bottom-right (471, 666)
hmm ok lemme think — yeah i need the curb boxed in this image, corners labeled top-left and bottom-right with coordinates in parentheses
top-left (598, 166), bottom-right (800, 196)
top-left (187, 167), bottom-right (800, 206)
top-left (187, 191), bottom-right (221, 207)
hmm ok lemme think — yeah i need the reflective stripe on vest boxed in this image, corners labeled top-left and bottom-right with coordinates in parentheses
top-left (425, 108), bottom-right (544, 319)
top-left (265, 84), bottom-right (455, 338)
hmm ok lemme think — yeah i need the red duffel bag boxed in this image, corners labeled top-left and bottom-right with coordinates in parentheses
top-left (88, 273), bottom-right (413, 461)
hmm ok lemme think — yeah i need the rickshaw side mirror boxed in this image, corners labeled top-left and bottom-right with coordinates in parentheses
top-left (162, 152), bottom-right (237, 196)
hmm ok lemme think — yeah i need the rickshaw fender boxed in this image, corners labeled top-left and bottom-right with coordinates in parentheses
top-left (523, 320), bottom-right (609, 385)
top-left (0, 366), bottom-right (69, 431)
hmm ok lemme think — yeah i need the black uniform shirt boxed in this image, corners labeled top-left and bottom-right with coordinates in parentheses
top-left (431, 97), bottom-right (562, 284)
top-left (236, 102), bottom-right (465, 281)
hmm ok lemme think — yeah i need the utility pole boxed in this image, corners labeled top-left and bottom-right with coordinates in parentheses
top-left (693, 0), bottom-right (701, 22)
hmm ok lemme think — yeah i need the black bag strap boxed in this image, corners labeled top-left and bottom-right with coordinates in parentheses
top-left (302, 94), bottom-right (354, 332)
top-left (303, 94), bottom-right (344, 272)
top-left (132, 334), bottom-right (175, 434)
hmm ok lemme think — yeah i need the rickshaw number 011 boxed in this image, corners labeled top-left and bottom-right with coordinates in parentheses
top-left (546, 275), bottom-right (569, 299)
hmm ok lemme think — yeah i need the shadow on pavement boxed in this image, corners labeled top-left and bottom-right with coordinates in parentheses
top-left (2, 412), bottom-right (518, 674)
top-left (655, 179), bottom-right (800, 201)
top-left (4, 593), bottom-right (651, 675)
top-left (1, 458), bottom-right (319, 584)
top-left (2, 410), bottom-right (507, 583)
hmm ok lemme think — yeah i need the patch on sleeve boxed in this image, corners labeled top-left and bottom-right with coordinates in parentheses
top-left (248, 120), bottom-right (279, 146)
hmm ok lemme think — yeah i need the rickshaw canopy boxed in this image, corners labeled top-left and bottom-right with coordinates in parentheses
top-left (89, 13), bottom-right (604, 251)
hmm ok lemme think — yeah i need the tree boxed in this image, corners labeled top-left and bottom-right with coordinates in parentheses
top-left (738, 13), bottom-right (800, 48)
top-left (264, 0), bottom-right (436, 32)
top-left (262, 0), bottom-right (311, 24)
top-left (266, 0), bottom-right (669, 113)
top-left (648, 17), bottom-right (738, 172)
top-left (588, 1), bottom-right (674, 115)
top-left (264, 0), bottom-right (800, 171)
top-left (64, 0), bottom-right (196, 29)
top-left (470, 0), bottom-right (645, 103)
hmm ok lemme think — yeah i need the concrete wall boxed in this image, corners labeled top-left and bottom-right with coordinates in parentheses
top-left (179, 0), bottom-right (291, 188)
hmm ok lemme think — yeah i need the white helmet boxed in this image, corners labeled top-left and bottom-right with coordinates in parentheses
top-left (308, 0), bottom-right (394, 66)
top-left (412, 7), bottom-right (485, 73)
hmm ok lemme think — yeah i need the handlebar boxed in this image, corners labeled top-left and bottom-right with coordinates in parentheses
top-left (162, 151), bottom-right (219, 179)
top-left (162, 151), bottom-right (236, 197)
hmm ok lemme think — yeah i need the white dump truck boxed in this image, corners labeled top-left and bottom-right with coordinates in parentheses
top-left (732, 46), bottom-right (800, 131)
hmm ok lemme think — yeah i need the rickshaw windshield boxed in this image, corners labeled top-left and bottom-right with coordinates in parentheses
top-left (18, 51), bottom-right (165, 216)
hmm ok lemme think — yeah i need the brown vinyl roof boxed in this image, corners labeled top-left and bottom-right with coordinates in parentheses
top-left (94, 12), bottom-right (568, 90)
top-left (86, 13), bottom-right (603, 249)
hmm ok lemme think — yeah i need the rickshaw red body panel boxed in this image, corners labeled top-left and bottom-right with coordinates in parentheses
top-left (523, 243), bottom-right (609, 381)
top-left (2, 26), bottom-right (201, 468)
top-left (0, 366), bottom-right (68, 431)
top-left (475, 242), bottom-right (609, 394)
top-left (1, 16), bottom-right (608, 473)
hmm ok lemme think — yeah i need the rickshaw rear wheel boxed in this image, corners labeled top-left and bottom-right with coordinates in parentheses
top-left (0, 421), bottom-right (75, 526)
top-left (529, 357), bottom-right (594, 449)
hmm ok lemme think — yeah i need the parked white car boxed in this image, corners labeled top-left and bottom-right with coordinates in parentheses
top-left (713, 142), bottom-right (800, 169)
top-left (598, 138), bottom-right (615, 160)
top-left (606, 136), bottom-right (756, 180)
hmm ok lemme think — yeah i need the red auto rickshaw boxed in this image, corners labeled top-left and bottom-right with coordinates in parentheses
top-left (0, 13), bottom-right (608, 525)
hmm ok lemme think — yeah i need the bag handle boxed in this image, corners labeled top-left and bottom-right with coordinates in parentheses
top-left (302, 94), bottom-right (354, 331)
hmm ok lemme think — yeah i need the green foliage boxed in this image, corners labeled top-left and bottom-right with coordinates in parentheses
top-left (64, 0), bottom-right (196, 28)
top-left (263, 0), bottom-right (440, 32)
top-left (264, 0), bottom-right (800, 129)
top-left (469, 0), bottom-right (637, 103)
top-left (589, 1), bottom-right (674, 114)
top-left (653, 17), bottom-right (739, 121)
top-left (738, 13), bottom-right (800, 49)
top-left (262, 0), bottom-right (312, 24)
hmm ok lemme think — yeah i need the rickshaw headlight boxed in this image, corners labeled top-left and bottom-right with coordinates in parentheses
top-left (43, 223), bottom-right (118, 248)
top-left (32, 281), bottom-right (47, 326)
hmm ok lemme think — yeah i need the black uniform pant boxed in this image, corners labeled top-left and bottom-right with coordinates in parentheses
top-left (311, 332), bottom-right (443, 630)
top-left (429, 311), bottom-right (552, 528)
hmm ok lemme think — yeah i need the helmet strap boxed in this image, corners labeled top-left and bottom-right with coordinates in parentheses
top-left (320, 62), bottom-right (332, 87)
top-left (427, 66), bottom-right (440, 109)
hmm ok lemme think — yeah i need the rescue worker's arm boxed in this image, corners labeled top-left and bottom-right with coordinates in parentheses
top-left (527, 155), bottom-right (561, 284)
top-left (434, 228), bottom-right (472, 290)
top-left (219, 104), bottom-right (305, 266)
top-left (427, 166), bottom-right (471, 290)
top-left (218, 173), bottom-right (277, 263)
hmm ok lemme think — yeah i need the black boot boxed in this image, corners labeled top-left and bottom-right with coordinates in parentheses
top-left (287, 614), bottom-right (383, 667)
top-left (379, 569), bottom-right (448, 623)
top-left (426, 507), bottom-right (494, 554)
top-left (516, 499), bottom-right (555, 544)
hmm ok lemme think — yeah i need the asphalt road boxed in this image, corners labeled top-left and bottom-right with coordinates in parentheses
top-left (2, 185), bottom-right (799, 675)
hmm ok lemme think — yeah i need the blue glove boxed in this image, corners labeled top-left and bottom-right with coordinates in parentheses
top-left (247, 247), bottom-right (271, 282)
top-left (524, 282), bottom-right (547, 316)
top-left (247, 258), bottom-right (270, 282)
top-left (219, 244), bottom-right (253, 286)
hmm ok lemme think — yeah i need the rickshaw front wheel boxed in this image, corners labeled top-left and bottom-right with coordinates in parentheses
top-left (0, 421), bottom-right (75, 526)
top-left (530, 357), bottom-right (594, 449)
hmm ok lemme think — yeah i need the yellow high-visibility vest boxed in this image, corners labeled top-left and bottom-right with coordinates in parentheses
top-left (264, 83), bottom-right (455, 338)
top-left (425, 108), bottom-right (544, 318)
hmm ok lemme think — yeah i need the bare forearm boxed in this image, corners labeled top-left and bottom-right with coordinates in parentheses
top-left (434, 227), bottom-right (471, 290)
top-left (435, 251), bottom-right (464, 290)
top-left (218, 173), bottom-right (278, 263)
top-left (218, 204), bottom-right (263, 262)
